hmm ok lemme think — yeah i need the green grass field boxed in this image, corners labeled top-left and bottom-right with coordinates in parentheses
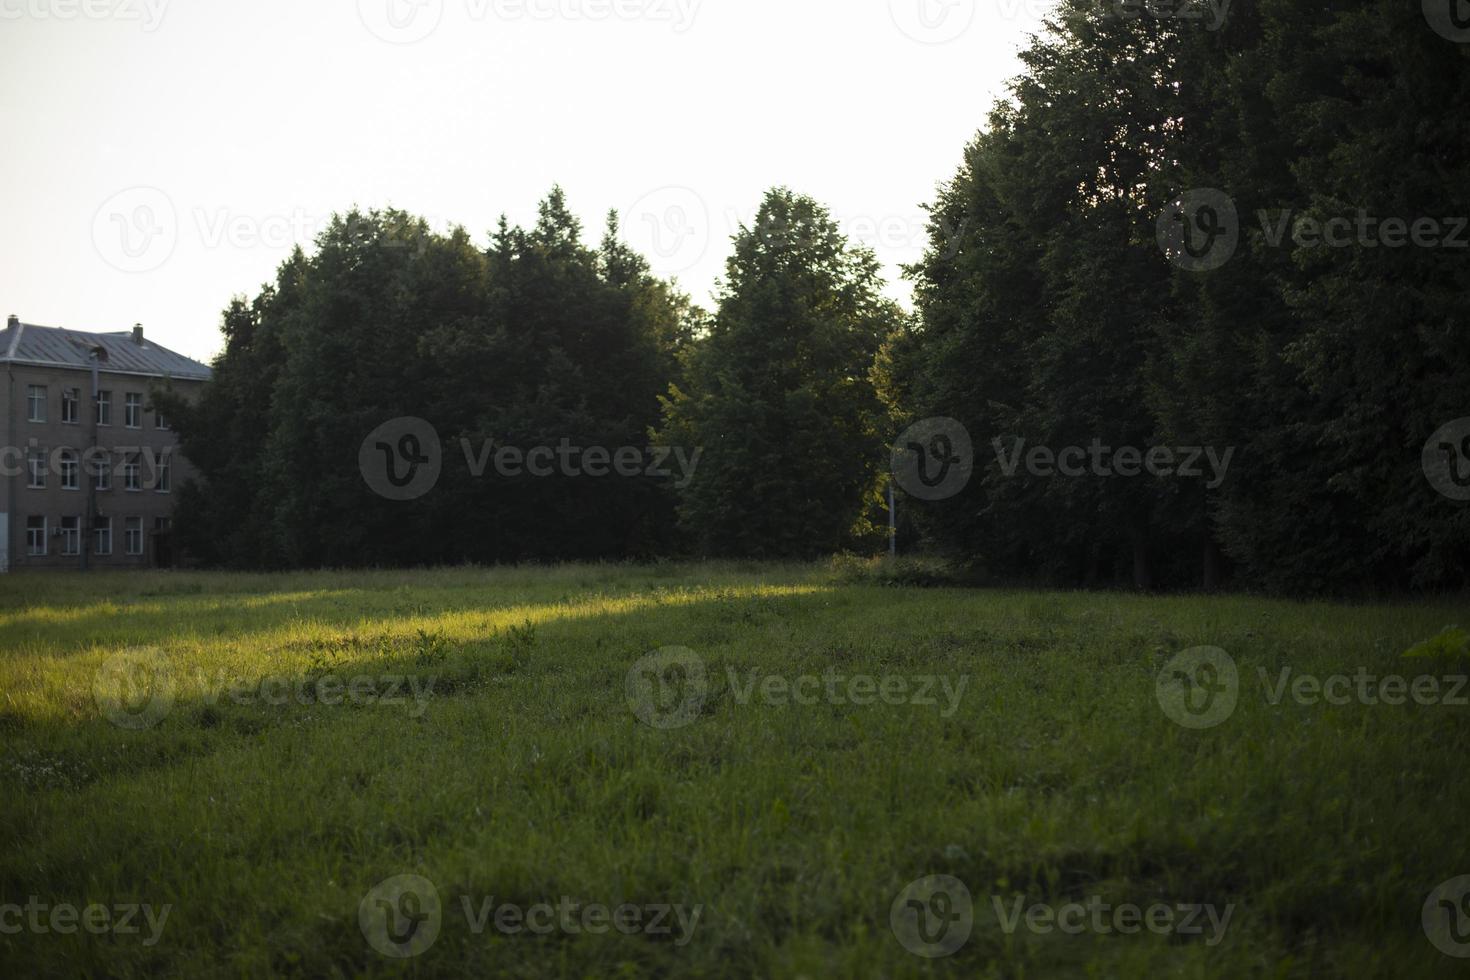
top-left (1, 564), bottom-right (1467, 977)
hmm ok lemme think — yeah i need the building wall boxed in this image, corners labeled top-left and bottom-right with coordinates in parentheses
top-left (3, 362), bottom-right (204, 571)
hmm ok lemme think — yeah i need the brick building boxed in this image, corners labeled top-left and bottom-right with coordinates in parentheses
top-left (1, 316), bottom-right (211, 572)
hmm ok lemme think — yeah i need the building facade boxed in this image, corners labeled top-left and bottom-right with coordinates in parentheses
top-left (1, 316), bottom-right (211, 572)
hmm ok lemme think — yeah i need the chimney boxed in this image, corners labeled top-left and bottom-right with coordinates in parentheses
top-left (6, 314), bottom-right (16, 329)
top-left (132, 323), bottom-right (144, 345)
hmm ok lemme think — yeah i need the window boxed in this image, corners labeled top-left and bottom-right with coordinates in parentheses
top-left (125, 517), bottom-right (144, 556)
top-left (59, 451), bottom-right (79, 491)
top-left (154, 409), bottom-right (169, 431)
top-left (154, 517), bottom-right (172, 532)
top-left (59, 517), bottom-right (80, 556)
top-left (92, 451), bottom-right (112, 491)
top-left (26, 517), bottom-right (46, 557)
top-left (26, 385), bottom-right (46, 423)
top-left (62, 387), bottom-right (80, 424)
top-left (153, 455), bottom-right (171, 493)
top-left (124, 393), bottom-right (142, 429)
top-left (96, 391), bottom-right (112, 427)
top-left (94, 517), bottom-right (113, 557)
top-left (123, 456), bottom-right (141, 492)
top-left (27, 449), bottom-right (47, 489)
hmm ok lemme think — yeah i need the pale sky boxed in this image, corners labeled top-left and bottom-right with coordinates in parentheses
top-left (0, 0), bottom-right (1049, 363)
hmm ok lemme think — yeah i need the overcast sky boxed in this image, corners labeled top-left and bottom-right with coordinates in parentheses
top-left (0, 0), bottom-right (1049, 362)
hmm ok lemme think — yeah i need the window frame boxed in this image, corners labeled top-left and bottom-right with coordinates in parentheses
top-left (26, 516), bottom-right (47, 557)
top-left (59, 451), bottom-right (80, 491)
top-left (124, 393), bottom-right (142, 429)
top-left (92, 450), bottom-right (112, 491)
top-left (59, 516), bottom-right (81, 557)
top-left (26, 385), bottom-right (47, 423)
top-left (124, 517), bottom-right (144, 556)
top-left (94, 516), bottom-right (113, 557)
top-left (26, 449), bottom-right (47, 490)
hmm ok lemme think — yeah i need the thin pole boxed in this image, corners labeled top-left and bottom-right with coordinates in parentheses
top-left (82, 353), bottom-right (100, 572)
top-left (888, 482), bottom-right (896, 560)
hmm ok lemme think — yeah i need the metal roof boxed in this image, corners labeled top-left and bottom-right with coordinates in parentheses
top-left (0, 321), bottom-right (212, 381)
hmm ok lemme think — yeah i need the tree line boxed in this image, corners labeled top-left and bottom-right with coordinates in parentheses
top-left (165, 0), bottom-right (1469, 593)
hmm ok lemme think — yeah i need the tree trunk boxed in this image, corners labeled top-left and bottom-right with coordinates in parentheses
top-left (1130, 525), bottom-right (1153, 591)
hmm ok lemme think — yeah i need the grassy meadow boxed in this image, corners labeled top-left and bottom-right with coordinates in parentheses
top-left (0, 563), bottom-right (1467, 977)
